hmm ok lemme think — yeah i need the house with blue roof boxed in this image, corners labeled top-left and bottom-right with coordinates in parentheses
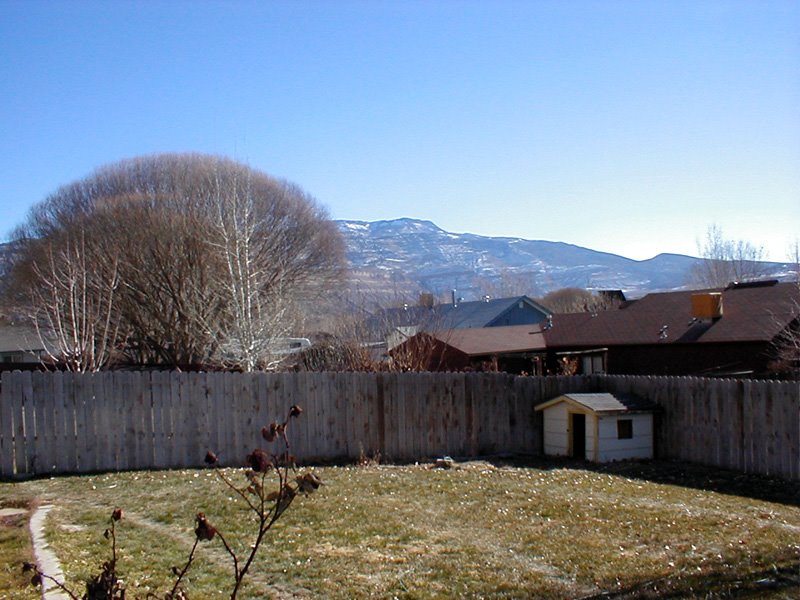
top-left (366, 294), bottom-right (552, 350)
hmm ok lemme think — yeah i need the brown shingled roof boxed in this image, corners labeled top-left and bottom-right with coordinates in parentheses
top-left (431, 324), bottom-right (547, 356)
top-left (544, 281), bottom-right (799, 348)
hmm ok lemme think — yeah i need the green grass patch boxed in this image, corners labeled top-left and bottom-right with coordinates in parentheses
top-left (2, 460), bottom-right (799, 599)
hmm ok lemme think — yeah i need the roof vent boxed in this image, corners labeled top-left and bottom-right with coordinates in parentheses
top-left (691, 292), bottom-right (723, 320)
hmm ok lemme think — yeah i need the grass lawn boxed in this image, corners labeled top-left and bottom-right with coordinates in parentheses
top-left (1, 459), bottom-right (799, 599)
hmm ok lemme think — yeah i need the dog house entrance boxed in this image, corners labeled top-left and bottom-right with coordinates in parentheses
top-left (571, 413), bottom-right (586, 459)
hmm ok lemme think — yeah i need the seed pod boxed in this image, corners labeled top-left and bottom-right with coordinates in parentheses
top-left (194, 512), bottom-right (217, 541)
top-left (261, 423), bottom-right (278, 442)
top-left (296, 472), bottom-right (323, 494)
top-left (246, 448), bottom-right (271, 472)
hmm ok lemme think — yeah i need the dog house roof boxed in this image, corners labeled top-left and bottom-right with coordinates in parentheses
top-left (535, 392), bottom-right (657, 415)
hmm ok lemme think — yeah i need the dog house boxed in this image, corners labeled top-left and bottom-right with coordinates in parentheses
top-left (535, 393), bottom-right (656, 462)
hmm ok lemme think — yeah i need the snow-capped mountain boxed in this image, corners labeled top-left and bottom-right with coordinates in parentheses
top-left (337, 218), bottom-right (789, 299)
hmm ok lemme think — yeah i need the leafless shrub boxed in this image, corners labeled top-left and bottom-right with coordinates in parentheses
top-left (357, 443), bottom-right (382, 467)
top-left (295, 335), bottom-right (377, 372)
top-left (768, 265), bottom-right (800, 376)
top-left (537, 287), bottom-right (618, 314)
top-left (557, 356), bottom-right (579, 376)
top-left (387, 331), bottom-right (452, 372)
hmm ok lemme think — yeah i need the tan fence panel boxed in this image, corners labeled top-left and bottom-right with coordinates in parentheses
top-left (1, 371), bottom-right (798, 480)
top-left (0, 372), bottom-right (15, 475)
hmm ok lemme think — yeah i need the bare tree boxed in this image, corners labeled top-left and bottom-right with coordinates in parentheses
top-left (769, 240), bottom-right (800, 376)
top-left (788, 239), bottom-right (800, 283)
top-left (8, 154), bottom-right (346, 370)
top-left (690, 224), bottom-right (769, 288)
top-left (27, 228), bottom-right (122, 372)
top-left (477, 269), bottom-right (537, 299)
top-left (771, 320), bottom-right (800, 376)
top-left (104, 199), bottom-right (226, 366)
top-left (537, 287), bottom-right (618, 314)
top-left (205, 171), bottom-right (296, 371)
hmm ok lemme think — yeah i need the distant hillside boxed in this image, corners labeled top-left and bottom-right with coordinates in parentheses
top-left (337, 218), bottom-right (794, 299)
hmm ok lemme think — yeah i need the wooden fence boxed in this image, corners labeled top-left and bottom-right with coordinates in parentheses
top-left (0, 371), bottom-right (797, 480)
top-left (594, 375), bottom-right (800, 481)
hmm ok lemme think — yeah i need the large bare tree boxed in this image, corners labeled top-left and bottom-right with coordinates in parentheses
top-left (9, 153), bottom-right (345, 370)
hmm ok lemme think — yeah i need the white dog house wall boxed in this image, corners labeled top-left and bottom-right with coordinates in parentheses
top-left (535, 393), bottom-right (657, 463)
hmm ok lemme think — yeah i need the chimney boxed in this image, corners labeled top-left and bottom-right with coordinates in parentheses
top-left (451, 289), bottom-right (457, 307)
top-left (691, 292), bottom-right (723, 320)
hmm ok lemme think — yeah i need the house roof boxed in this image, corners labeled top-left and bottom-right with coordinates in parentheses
top-left (0, 321), bottom-right (48, 354)
top-left (543, 281), bottom-right (800, 348)
top-left (535, 393), bottom-right (657, 414)
top-left (431, 324), bottom-right (547, 356)
top-left (368, 295), bottom-right (551, 334)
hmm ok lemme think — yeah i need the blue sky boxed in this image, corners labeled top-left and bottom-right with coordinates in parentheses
top-left (2, 0), bottom-right (798, 261)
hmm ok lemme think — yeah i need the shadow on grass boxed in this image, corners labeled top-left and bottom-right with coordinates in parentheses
top-left (579, 560), bottom-right (800, 599)
top-left (480, 456), bottom-right (800, 508)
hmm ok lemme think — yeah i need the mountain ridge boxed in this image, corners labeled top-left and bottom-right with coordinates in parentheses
top-left (343, 217), bottom-right (689, 262)
top-left (337, 218), bottom-right (792, 299)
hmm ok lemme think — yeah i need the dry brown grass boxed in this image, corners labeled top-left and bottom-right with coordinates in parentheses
top-left (2, 459), bottom-right (799, 599)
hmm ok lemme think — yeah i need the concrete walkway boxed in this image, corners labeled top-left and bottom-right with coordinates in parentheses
top-left (28, 505), bottom-right (70, 600)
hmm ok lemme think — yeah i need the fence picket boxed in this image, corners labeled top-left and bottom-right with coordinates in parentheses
top-left (20, 372), bottom-right (37, 474)
top-left (382, 372), bottom-right (399, 460)
top-left (30, 373), bottom-right (53, 474)
top-left (0, 372), bottom-right (18, 477)
top-left (9, 373), bottom-right (27, 475)
top-left (784, 384), bottom-right (800, 480)
top-left (216, 372), bottom-right (234, 467)
top-left (91, 373), bottom-right (111, 472)
top-left (150, 371), bottom-right (166, 469)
